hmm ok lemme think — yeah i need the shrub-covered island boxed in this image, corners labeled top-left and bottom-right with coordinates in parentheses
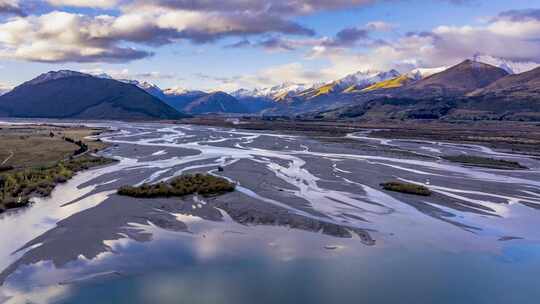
top-left (442, 155), bottom-right (528, 170)
top-left (380, 181), bottom-right (432, 196)
top-left (118, 174), bottom-right (235, 198)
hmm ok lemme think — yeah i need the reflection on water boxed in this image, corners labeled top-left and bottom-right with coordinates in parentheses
top-left (0, 120), bottom-right (539, 303)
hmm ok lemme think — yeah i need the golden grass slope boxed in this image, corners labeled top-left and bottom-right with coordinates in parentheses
top-left (361, 75), bottom-right (413, 92)
top-left (298, 82), bottom-right (339, 99)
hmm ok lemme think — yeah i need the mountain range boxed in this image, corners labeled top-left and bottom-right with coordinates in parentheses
top-left (314, 60), bottom-right (540, 121)
top-left (0, 56), bottom-right (539, 121)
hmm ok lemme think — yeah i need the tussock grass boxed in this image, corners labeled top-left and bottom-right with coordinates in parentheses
top-left (442, 155), bottom-right (527, 170)
top-left (380, 181), bottom-right (432, 196)
top-left (118, 174), bottom-right (235, 198)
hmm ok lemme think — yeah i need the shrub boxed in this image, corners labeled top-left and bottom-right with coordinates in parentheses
top-left (0, 165), bottom-right (14, 172)
top-left (442, 155), bottom-right (527, 170)
top-left (118, 174), bottom-right (235, 199)
top-left (380, 181), bottom-right (432, 196)
top-left (0, 155), bottom-right (116, 213)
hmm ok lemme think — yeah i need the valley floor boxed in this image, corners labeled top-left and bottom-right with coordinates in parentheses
top-left (1, 119), bottom-right (540, 303)
top-left (181, 117), bottom-right (540, 156)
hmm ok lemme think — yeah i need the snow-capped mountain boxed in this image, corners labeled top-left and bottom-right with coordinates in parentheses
top-left (25, 70), bottom-right (91, 86)
top-left (162, 86), bottom-right (206, 97)
top-left (93, 73), bottom-right (113, 79)
top-left (337, 69), bottom-right (401, 89)
top-left (232, 82), bottom-right (310, 100)
top-left (233, 70), bottom-right (402, 101)
top-left (164, 86), bottom-right (189, 96)
top-left (116, 79), bottom-right (165, 99)
top-left (230, 88), bottom-right (253, 98)
top-left (473, 54), bottom-right (540, 74)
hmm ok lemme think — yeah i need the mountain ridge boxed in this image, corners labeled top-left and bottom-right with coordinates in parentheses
top-left (0, 71), bottom-right (187, 120)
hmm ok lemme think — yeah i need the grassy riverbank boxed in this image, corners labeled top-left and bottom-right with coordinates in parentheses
top-left (0, 156), bottom-right (116, 212)
top-left (0, 124), bottom-right (114, 213)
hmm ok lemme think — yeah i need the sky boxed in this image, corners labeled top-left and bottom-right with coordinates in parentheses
top-left (0, 0), bottom-right (539, 92)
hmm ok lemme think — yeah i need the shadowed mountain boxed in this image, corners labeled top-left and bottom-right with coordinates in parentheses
top-left (235, 96), bottom-right (276, 113)
top-left (162, 89), bottom-right (273, 115)
top-left (0, 71), bottom-right (187, 120)
top-left (470, 66), bottom-right (540, 99)
top-left (184, 91), bottom-right (249, 114)
top-left (162, 90), bottom-right (209, 112)
top-left (400, 60), bottom-right (509, 98)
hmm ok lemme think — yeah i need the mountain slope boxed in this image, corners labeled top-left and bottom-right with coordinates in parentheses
top-left (402, 60), bottom-right (509, 97)
top-left (361, 75), bottom-right (414, 92)
top-left (298, 69), bottom-right (401, 99)
top-left (0, 71), bottom-right (186, 120)
top-left (470, 66), bottom-right (540, 99)
top-left (232, 82), bottom-right (310, 101)
top-left (120, 79), bottom-right (166, 100)
top-left (297, 82), bottom-right (340, 99)
top-left (162, 89), bottom-right (209, 112)
top-left (184, 92), bottom-right (248, 114)
top-left (311, 62), bottom-right (540, 122)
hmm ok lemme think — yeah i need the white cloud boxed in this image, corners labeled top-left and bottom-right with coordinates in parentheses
top-left (0, 3), bottom-right (316, 62)
top-left (0, 0), bottom-right (24, 16)
top-left (204, 62), bottom-right (336, 92)
top-left (366, 21), bottom-right (395, 31)
top-left (80, 67), bottom-right (178, 81)
top-left (307, 9), bottom-right (540, 76)
top-left (47, 0), bottom-right (119, 8)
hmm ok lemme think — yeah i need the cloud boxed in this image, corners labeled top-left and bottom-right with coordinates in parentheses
top-left (47, 0), bottom-right (119, 8)
top-left (0, 7), bottom-right (314, 62)
top-left (225, 39), bottom-right (251, 48)
top-left (0, 1), bottom-right (321, 62)
top-left (366, 21), bottom-right (395, 31)
top-left (201, 62), bottom-right (333, 92)
top-left (325, 27), bottom-right (369, 47)
top-left (227, 21), bottom-right (380, 52)
top-left (132, 0), bottom-right (378, 16)
top-left (0, 0), bottom-right (25, 16)
top-left (166, 12), bottom-right (315, 44)
top-left (0, 11), bottom-right (154, 62)
top-left (314, 7), bottom-right (540, 76)
top-left (495, 8), bottom-right (540, 22)
top-left (81, 68), bottom-right (180, 82)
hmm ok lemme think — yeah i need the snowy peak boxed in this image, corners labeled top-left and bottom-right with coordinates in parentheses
top-left (25, 70), bottom-right (92, 86)
top-left (337, 69), bottom-right (401, 88)
top-left (116, 79), bottom-right (165, 99)
top-left (232, 82), bottom-right (310, 101)
top-left (472, 54), bottom-right (540, 74)
top-left (164, 87), bottom-right (206, 97)
top-left (164, 86), bottom-right (191, 96)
